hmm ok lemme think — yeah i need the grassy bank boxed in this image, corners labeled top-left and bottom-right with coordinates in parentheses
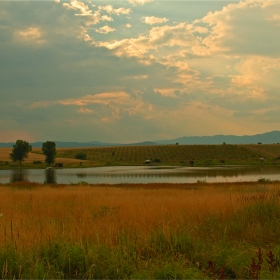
top-left (1, 181), bottom-right (280, 278)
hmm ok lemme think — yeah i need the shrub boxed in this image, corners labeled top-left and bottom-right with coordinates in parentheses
top-left (257, 177), bottom-right (270, 183)
top-left (75, 152), bottom-right (87, 160)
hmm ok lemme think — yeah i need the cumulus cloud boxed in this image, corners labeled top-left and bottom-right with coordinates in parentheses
top-left (63, 0), bottom-right (93, 16)
top-left (128, 0), bottom-right (153, 6)
top-left (95, 25), bottom-right (116, 34)
top-left (94, 22), bottom-right (206, 58)
top-left (101, 15), bottom-right (114, 22)
top-left (142, 16), bottom-right (169, 25)
top-left (15, 27), bottom-right (45, 44)
top-left (198, 1), bottom-right (280, 56)
top-left (98, 5), bottom-right (131, 15)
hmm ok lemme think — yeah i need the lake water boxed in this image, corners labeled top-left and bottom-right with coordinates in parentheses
top-left (1, 165), bottom-right (280, 184)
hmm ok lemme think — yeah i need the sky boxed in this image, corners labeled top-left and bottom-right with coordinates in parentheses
top-left (1, 0), bottom-right (280, 143)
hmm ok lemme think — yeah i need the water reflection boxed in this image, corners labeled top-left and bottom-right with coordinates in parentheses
top-left (10, 169), bottom-right (28, 183)
top-left (44, 169), bottom-right (57, 184)
top-left (77, 173), bottom-right (87, 178)
top-left (1, 165), bottom-right (280, 185)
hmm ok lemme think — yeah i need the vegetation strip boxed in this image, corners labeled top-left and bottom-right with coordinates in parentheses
top-left (2, 143), bottom-right (280, 169)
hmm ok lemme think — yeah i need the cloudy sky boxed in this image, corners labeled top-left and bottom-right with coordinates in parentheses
top-left (1, 0), bottom-right (280, 143)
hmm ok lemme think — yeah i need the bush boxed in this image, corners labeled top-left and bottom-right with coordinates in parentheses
top-left (257, 177), bottom-right (270, 183)
top-left (75, 152), bottom-right (87, 160)
top-left (33, 161), bottom-right (42, 164)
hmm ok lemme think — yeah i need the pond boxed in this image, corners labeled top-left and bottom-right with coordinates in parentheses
top-left (0, 165), bottom-right (280, 184)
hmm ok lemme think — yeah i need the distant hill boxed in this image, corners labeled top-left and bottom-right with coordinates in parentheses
top-left (0, 140), bottom-right (158, 148)
top-left (0, 131), bottom-right (279, 148)
top-left (155, 131), bottom-right (280, 145)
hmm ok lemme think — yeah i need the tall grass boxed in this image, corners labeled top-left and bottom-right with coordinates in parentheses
top-left (1, 182), bottom-right (280, 278)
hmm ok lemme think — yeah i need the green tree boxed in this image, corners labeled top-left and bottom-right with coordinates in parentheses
top-left (9, 140), bottom-right (32, 165)
top-left (75, 152), bottom-right (87, 160)
top-left (42, 141), bottom-right (57, 166)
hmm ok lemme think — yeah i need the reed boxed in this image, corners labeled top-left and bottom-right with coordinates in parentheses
top-left (0, 182), bottom-right (280, 278)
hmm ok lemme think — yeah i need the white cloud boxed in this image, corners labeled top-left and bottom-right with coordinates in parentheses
top-left (98, 5), bottom-right (131, 15)
top-left (101, 15), bottom-right (114, 22)
top-left (78, 107), bottom-right (94, 114)
top-left (58, 92), bottom-right (133, 106)
top-left (95, 25), bottom-right (116, 34)
top-left (198, 1), bottom-right (280, 56)
top-left (132, 75), bottom-right (148, 80)
top-left (128, 0), bottom-right (153, 6)
top-left (94, 22), bottom-right (204, 58)
top-left (79, 26), bottom-right (92, 41)
top-left (142, 16), bottom-right (169, 25)
top-left (113, 7), bottom-right (132, 15)
top-left (15, 27), bottom-right (45, 44)
top-left (63, 0), bottom-right (93, 16)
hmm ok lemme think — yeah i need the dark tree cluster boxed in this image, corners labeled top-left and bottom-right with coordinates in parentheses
top-left (9, 139), bottom-right (57, 166)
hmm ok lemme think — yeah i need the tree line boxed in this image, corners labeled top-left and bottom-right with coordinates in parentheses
top-left (9, 140), bottom-right (56, 166)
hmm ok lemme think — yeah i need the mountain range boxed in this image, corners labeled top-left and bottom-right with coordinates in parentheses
top-left (0, 131), bottom-right (279, 148)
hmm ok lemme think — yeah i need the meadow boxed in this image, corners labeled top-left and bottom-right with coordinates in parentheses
top-left (1, 181), bottom-right (280, 279)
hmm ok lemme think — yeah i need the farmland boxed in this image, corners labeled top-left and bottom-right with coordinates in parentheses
top-left (54, 144), bottom-right (280, 167)
top-left (1, 144), bottom-right (280, 169)
top-left (1, 181), bottom-right (280, 278)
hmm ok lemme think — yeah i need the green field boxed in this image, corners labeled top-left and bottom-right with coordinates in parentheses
top-left (55, 144), bottom-right (280, 167)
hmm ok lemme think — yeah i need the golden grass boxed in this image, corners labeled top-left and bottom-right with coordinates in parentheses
top-left (0, 182), bottom-right (278, 251)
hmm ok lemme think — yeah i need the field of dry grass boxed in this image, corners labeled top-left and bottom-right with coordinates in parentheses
top-left (0, 182), bottom-right (239, 249)
top-left (1, 181), bottom-right (280, 278)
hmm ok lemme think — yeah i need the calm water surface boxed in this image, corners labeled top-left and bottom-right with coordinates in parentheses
top-left (1, 165), bottom-right (280, 184)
